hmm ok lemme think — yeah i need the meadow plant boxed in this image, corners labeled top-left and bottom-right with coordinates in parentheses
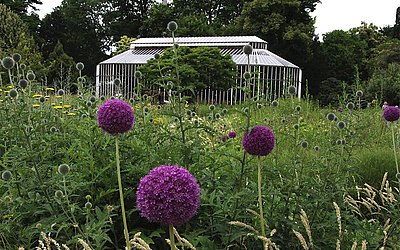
top-left (383, 106), bottom-right (400, 183)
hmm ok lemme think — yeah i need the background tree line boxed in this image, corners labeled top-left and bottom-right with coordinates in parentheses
top-left (1, 0), bottom-right (400, 105)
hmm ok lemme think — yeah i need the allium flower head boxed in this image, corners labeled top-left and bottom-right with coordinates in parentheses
top-left (9, 89), bottom-right (18, 98)
top-left (167, 21), bottom-right (178, 32)
top-left (136, 165), bottom-right (200, 226)
top-left (97, 99), bottom-right (134, 134)
top-left (228, 131), bottom-right (237, 139)
top-left (18, 79), bottom-right (28, 89)
top-left (346, 102), bottom-right (355, 110)
top-left (242, 125), bottom-right (275, 156)
top-left (58, 164), bottom-right (70, 176)
top-left (243, 44), bottom-right (253, 55)
top-left (383, 106), bottom-right (400, 122)
top-left (288, 86), bottom-right (297, 96)
top-left (326, 113), bottom-right (336, 121)
top-left (12, 53), bottom-right (21, 62)
top-left (2, 57), bottom-right (15, 69)
top-left (27, 72), bottom-right (35, 81)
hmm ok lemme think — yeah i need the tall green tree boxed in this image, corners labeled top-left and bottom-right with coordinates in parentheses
top-left (140, 3), bottom-right (175, 37)
top-left (0, 3), bottom-right (28, 51)
top-left (46, 40), bottom-right (77, 87)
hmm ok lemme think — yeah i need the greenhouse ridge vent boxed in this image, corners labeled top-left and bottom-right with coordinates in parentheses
top-left (96, 36), bottom-right (302, 104)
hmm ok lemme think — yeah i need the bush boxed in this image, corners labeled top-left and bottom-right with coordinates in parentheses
top-left (366, 63), bottom-right (400, 106)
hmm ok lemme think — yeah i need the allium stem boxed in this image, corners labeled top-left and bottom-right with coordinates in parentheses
top-left (115, 136), bottom-right (131, 249)
top-left (391, 124), bottom-right (399, 176)
top-left (257, 156), bottom-right (266, 248)
top-left (169, 225), bottom-right (177, 250)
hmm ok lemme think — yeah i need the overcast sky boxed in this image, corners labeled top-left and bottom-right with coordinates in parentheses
top-left (35, 0), bottom-right (399, 38)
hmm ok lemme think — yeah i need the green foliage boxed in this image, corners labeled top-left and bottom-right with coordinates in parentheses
top-left (366, 63), bottom-right (400, 105)
top-left (113, 36), bottom-right (136, 56)
top-left (140, 3), bottom-right (176, 37)
top-left (0, 4), bottom-right (28, 51)
top-left (46, 41), bottom-right (77, 87)
top-left (370, 38), bottom-right (400, 71)
top-left (138, 46), bottom-right (236, 93)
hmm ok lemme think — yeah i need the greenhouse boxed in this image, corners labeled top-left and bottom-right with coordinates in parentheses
top-left (95, 36), bottom-right (302, 104)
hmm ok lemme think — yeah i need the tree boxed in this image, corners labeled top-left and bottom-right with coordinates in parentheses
top-left (140, 3), bottom-right (175, 37)
top-left (1, 0), bottom-right (42, 15)
top-left (138, 46), bottom-right (236, 94)
top-left (366, 63), bottom-right (400, 105)
top-left (113, 36), bottom-right (136, 56)
top-left (46, 41), bottom-right (77, 87)
top-left (0, 4), bottom-right (28, 52)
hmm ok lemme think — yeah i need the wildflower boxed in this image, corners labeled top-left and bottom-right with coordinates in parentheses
top-left (209, 104), bottom-right (215, 111)
top-left (63, 104), bottom-right (71, 109)
top-left (134, 71), bottom-right (142, 78)
top-left (221, 135), bottom-right (228, 142)
top-left (1, 170), bottom-right (12, 181)
top-left (242, 126), bottom-right (275, 156)
top-left (33, 94), bottom-right (42, 98)
top-left (271, 100), bottom-right (279, 107)
top-left (295, 105), bottom-right (301, 112)
top-left (67, 112), bottom-right (76, 116)
top-left (243, 44), bottom-right (253, 55)
top-left (18, 79), bottom-right (28, 89)
top-left (54, 190), bottom-right (63, 198)
top-left (97, 99), bottom-right (134, 134)
top-left (12, 53), bottom-right (21, 62)
top-left (84, 202), bottom-right (92, 209)
top-left (228, 131), bottom-right (237, 139)
top-left (356, 90), bottom-right (363, 98)
top-left (326, 113), bottom-right (336, 121)
top-left (9, 89), bottom-right (18, 98)
top-left (58, 164), bottom-right (70, 176)
top-left (32, 104), bottom-right (40, 108)
top-left (337, 121), bottom-right (346, 129)
top-left (26, 72), bottom-right (35, 81)
top-left (136, 165), bottom-right (200, 226)
top-left (53, 106), bottom-right (63, 109)
top-left (383, 106), bottom-right (400, 122)
top-left (301, 141), bottom-right (308, 148)
top-left (346, 102), bottom-right (355, 110)
top-left (288, 86), bottom-right (297, 96)
top-left (243, 72), bottom-right (251, 80)
top-left (46, 87), bottom-right (54, 91)
top-left (2, 57), bottom-right (15, 69)
top-left (76, 62), bottom-right (84, 71)
top-left (167, 21), bottom-right (178, 32)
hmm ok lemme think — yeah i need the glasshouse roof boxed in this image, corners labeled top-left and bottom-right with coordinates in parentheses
top-left (99, 36), bottom-right (299, 68)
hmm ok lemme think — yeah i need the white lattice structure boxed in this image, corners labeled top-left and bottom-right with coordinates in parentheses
top-left (95, 36), bottom-right (302, 104)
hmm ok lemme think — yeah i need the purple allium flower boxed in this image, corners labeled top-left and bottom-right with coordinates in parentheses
top-left (228, 131), bottom-right (237, 139)
top-left (383, 106), bottom-right (400, 122)
top-left (136, 165), bottom-right (200, 226)
top-left (97, 99), bottom-right (134, 134)
top-left (242, 125), bottom-right (275, 156)
top-left (221, 135), bottom-right (228, 142)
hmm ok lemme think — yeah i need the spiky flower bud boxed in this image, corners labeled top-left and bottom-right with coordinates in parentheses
top-left (272, 100), bottom-right (279, 107)
top-left (337, 121), bottom-right (346, 129)
top-left (1, 170), bottom-right (12, 181)
top-left (76, 62), bottom-right (85, 71)
top-left (18, 79), bottom-right (28, 89)
top-left (154, 53), bottom-right (161, 60)
top-left (288, 85), bottom-right (297, 96)
top-left (113, 78), bottom-right (121, 86)
top-left (295, 105), bottom-right (301, 112)
top-left (39, 96), bottom-right (45, 103)
top-left (100, 96), bottom-right (106, 101)
top-left (355, 90), bottom-right (363, 98)
top-left (314, 146), bottom-right (320, 152)
top-left (85, 202), bottom-right (93, 209)
top-left (2, 57), bottom-right (15, 69)
top-left (9, 89), bottom-right (18, 98)
top-left (20, 64), bottom-right (26, 70)
top-left (134, 71), bottom-right (142, 78)
top-left (27, 72), bottom-right (35, 81)
top-left (301, 141), bottom-right (308, 148)
top-left (243, 44), bottom-right (253, 55)
top-left (257, 103), bottom-right (263, 109)
top-left (215, 113), bottom-right (221, 119)
top-left (55, 190), bottom-right (63, 198)
top-left (50, 127), bottom-right (57, 133)
top-left (293, 124), bottom-right (299, 130)
top-left (12, 53), bottom-right (21, 63)
top-left (346, 102), bottom-right (355, 110)
top-left (89, 96), bottom-right (96, 103)
top-left (57, 89), bottom-right (65, 96)
top-left (167, 21), bottom-right (178, 32)
top-left (58, 164), bottom-right (70, 176)
top-left (243, 72), bottom-right (251, 80)
top-left (326, 113), bottom-right (336, 121)
top-left (86, 101), bottom-right (93, 107)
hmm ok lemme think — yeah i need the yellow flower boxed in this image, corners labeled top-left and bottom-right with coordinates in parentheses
top-left (51, 103), bottom-right (56, 106)
top-left (56, 95), bottom-right (62, 98)
top-left (0, 89), bottom-right (3, 92)
top-left (7, 85), bottom-right (13, 89)
top-left (32, 104), bottom-right (40, 108)
top-left (67, 112), bottom-right (76, 116)
top-left (45, 96), bottom-right (50, 99)
top-left (53, 105), bottom-right (63, 109)
top-left (153, 117), bottom-right (165, 125)
top-left (63, 104), bottom-right (72, 109)
top-left (33, 94), bottom-right (42, 98)
top-left (46, 87), bottom-right (54, 91)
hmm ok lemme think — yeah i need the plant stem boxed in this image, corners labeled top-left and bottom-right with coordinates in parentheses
top-left (169, 225), bottom-right (177, 250)
top-left (391, 124), bottom-right (399, 175)
top-left (115, 136), bottom-right (131, 249)
top-left (257, 156), bottom-right (266, 248)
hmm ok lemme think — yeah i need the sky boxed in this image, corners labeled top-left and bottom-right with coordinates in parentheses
top-left (34, 0), bottom-right (399, 39)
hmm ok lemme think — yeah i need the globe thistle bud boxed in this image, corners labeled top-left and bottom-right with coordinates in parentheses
top-left (326, 113), bottom-right (336, 121)
top-left (272, 100), bottom-right (279, 107)
top-left (190, 112), bottom-right (195, 117)
top-left (113, 78), bottom-right (121, 86)
top-left (86, 101), bottom-right (93, 107)
top-left (194, 119), bottom-right (199, 125)
top-left (281, 118), bottom-right (286, 123)
top-left (355, 90), bottom-right (363, 98)
top-left (346, 102), bottom-right (355, 110)
top-left (288, 85), bottom-right (297, 96)
top-left (57, 89), bottom-right (65, 96)
top-left (243, 44), bottom-right (253, 55)
top-left (26, 72), bottom-right (35, 81)
top-left (243, 107), bottom-right (249, 113)
top-left (341, 139), bottom-right (346, 145)
top-left (257, 103), bottom-right (263, 109)
top-left (222, 108), bottom-right (228, 115)
top-left (167, 21), bottom-right (178, 32)
top-left (58, 164), bottom-right (70, 176)
top-left (154, 53), bottom-right (161, 60)
top-left (396, 172), bottom-right (400, 180)
top-left (39, 96), bottom-right (46, 103)
top-left (20, 63), bottom-right (26, 70)
top-left (110, 96), bottom-right (115, 100)
top-left (18, 79), bottom-right (28, 89)
top-left (293, 124), bottom-right (299, 130)
top-left (50, 127), bottom-right (57, 133)
top-left (301, 141), bottom-right (308, 148)
top-left (78, 76), bottom-right (86, 83)
top-left (174, 117), bottom-right (179, 122)
top-left (221, 135), bottom-right (228, 143)
top-left (2, 57), bottom-right (15, 69)
top-left (336, 139), bottom-right (342, 145)
top-left (186, 110), bottom-right (192, 116)
top-left (215, 113), bottom-right (221, 119)
top-left (134, 71), bottom-right (142, 78)
top-left (143, 107), bottom-right (150, 113)
top-left (128, 98), bottom-right (134, 104)
top-left (314, 146), bottom-right (320, 152)
top-left (166, 81), bottom-right (174, 89)
top-left (76, 62), bottom-right (85, 71)
top-left (295, 105), bottom-right (301, 112)
top-left (85, 202), bottom-right (93, 209)
top-left (243, 72), bottom-right (251, 80)
top-left (142, 94), bottom-right (148, 100)
top-left (209, 104), bottom-right (215, 111)
top-left (157, 104), bottom-right (161, 110)
top-left (81, 114), bottom-right (87, 119)
top-left (1, 170), bottom-right (12, 181)
top-left (174, 44), bottom-right (179, 49)
top-left (54, 190), bottom-right (63, 198)
top-left (100, 96), bottom-right (106, 101)
top-left (12, 53), bottom-right (21, 63)
top-left (337, 121), bottom-right (346, 129)
top-left (207, 115), bottom-right (212, 121)
top-left (89, 96), bottom-right (96, 103)
top-left (9, 89), bottom-right (18, 98)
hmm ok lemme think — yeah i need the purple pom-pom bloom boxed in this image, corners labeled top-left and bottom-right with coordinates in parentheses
top-left (136, 165), bottom-right (201, 226)
top-left (221, 135), bottom-right (228, 142)
top-left (97, 99), bottom-right (134, 134)
top-left (228, 131), bottom-right (237, 139)
top-left (242, 125), bottom-right (275, 156)
top-left (383, 106), bottom-right (400, 122)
